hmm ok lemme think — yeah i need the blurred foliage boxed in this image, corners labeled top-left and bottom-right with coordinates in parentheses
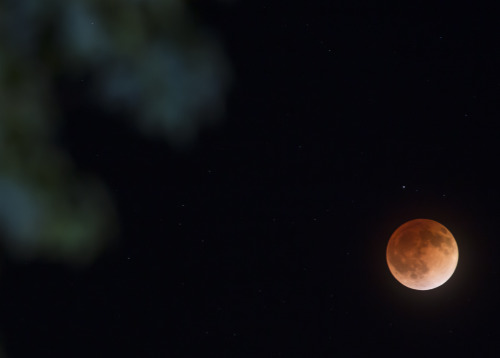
top-left (0, 1), bottom-right (231, 354)
top-left (0, 0), bottom-right (231, 264)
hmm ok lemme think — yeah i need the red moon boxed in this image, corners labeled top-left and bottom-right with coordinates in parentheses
top-left (386, 219), bottom-right (459, 290)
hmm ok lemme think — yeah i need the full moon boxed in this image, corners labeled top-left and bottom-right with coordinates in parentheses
top-left (386, 219), bottom-right (459, 290)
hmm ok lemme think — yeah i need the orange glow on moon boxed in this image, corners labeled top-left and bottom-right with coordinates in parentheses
top-left (386, 219), bottom-right (459, 290)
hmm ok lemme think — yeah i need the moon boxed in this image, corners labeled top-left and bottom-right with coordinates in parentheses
top-left (386, 219), bottom-right (459, 290)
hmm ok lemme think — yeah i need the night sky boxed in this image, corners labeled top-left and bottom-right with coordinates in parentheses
top-left (1, 1), bottom-right (500, 356)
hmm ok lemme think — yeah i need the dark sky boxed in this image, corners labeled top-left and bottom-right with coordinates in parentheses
top-left (2, 1), bottom-right (500, 356)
